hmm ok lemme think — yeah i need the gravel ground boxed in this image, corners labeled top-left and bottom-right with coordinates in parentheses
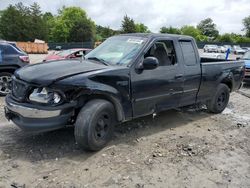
top-left (0, 91), bottom-right (249, 187)
top-left (0, 53), bottom-right (249, 187)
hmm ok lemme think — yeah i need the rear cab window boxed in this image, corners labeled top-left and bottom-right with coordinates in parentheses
top-left (179, 41), bottom-right (197, 66)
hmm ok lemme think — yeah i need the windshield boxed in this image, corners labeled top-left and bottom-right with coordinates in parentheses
top-left (85, 36), bottom-right (147, 66)
top-left (243, 51), bottom-right (250, 60)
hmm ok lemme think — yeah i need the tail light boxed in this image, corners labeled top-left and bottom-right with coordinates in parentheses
top-left (19, 55), bottom-right (30, 63)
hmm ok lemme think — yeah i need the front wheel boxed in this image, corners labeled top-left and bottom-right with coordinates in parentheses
top-left (74, 99), bottom-right (116, 151)
top-left (0, 72), bottom-right (12, 96)
top-left (207, 83), bottom-right (230, 113)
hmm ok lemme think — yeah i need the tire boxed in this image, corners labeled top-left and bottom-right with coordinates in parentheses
top-left (207, 83), bottom-right (230, 113)
top-left (74, 99), bottom-right (116, 151)
top-left (0, 72), bottom-right (12, 96)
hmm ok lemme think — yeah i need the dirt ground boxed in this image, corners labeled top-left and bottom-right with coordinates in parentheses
top-left (0, 53), bottom-right (249, 187)
top-left (0, 88), bottom-right (249, 188)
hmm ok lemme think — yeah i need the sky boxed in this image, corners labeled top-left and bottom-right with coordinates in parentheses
top-left (0, 0), bottom-right (250, 34)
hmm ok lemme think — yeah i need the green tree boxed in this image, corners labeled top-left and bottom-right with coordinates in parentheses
top-left (96, 25), bottom-right (118, 41)
top-left (197, 18), bottom-right (219, 38)
top-left (43, 12), bottom-right (55, 41)
top-left (0, 4), bottom-right (27, 41)
top-left (243, 16), bottom-right (250, 37)
top-left (135, 23), bottom-right (150, 33)
top-left (0, 2), bottom-right (47, 41)
top-left (28, 2), bottom-right (47, 40)
top-left (69, 18), bottom-right (95, 42)
top-left (50, 7), bottom-right (95, 42)
top-left (160, 26), bottom-right (181, 34)
top-left (181, 26), bottom-right (200, 39)
top-left (121, 15), bottom-right (136, 33)
top-left (217, 33), bottom-right (234, 43)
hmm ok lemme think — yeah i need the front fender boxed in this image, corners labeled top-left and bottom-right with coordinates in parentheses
top-left (75, 80), bottom-right (127, 122)
top-left (53, 69), bottom-right (132, 122)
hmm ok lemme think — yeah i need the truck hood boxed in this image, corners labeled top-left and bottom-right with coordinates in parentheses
top-left (15, 60), bottom-right (107, 85)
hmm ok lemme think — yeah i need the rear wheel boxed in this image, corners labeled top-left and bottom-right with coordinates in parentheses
top-left (74, 99), bottom-right (116, 151)
top-left (0, 72), bottom-right (12, 96)
top-left (207, 83), bottom-right (230, 113)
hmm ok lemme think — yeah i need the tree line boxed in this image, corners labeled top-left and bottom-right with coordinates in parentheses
top-left (0, 2), bottom-right (250, 43)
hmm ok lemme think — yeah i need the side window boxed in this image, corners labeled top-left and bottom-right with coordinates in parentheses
top-left (180, 41), bottom-right (197, 66)
top-left (4, 45), bottom-right (17, 54)
top-left (144, 40), bottom-right (177, 66)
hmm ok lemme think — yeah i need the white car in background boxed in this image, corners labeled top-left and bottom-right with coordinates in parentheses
top-left (242, 47), bottom-right (250, 51)
top-left (217, 46), bottom-right (227, 53)
top-left (232, 45), bottom-right (247, 55)
top-left (223, 45), bottom-right (232, 52)
top-left (203, 45), bottom-right (218, 53)
top-left (201, 53), bottom-right (226, 59)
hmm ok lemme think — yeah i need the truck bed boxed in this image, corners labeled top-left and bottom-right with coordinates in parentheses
top-left (197, 58), bottom-right (245, 102)
top-left (200, 57), bottom-right (235, 63)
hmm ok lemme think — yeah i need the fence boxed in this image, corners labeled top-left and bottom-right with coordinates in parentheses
top-left (48, 42), bottom-right (94, 50)
top-left (19, 41), bottom-right (250, 52)
top-left (48, 41), bottom-right (250, 50)
top-left (17, 42), bottom-right (48, 54)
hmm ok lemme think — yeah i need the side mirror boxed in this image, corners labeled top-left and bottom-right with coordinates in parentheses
top-left (140, 57), bottom-right (159, 70)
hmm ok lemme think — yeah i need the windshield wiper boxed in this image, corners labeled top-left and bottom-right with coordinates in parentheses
top-left (87, 57), bottom-right (109, 66)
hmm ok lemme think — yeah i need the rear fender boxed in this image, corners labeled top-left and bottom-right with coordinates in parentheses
top-left (219, 72), bottom-right (234, 91)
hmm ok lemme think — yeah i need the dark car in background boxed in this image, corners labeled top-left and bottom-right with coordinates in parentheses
top-left (43, 48), bottom-right (92, 62)
top-left (0, 41), bottom-right (29, 95)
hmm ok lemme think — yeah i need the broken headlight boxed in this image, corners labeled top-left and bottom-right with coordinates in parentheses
top-left (29, 87), bottom-right (63, 104)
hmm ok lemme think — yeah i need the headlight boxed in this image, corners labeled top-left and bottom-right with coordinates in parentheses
top-left (29, 87), bottom-right (62, 104)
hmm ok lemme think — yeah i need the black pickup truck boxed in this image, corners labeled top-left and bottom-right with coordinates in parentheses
top-left (5, 34), bottom-right (245, 151)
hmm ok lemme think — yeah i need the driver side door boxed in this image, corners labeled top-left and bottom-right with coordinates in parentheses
top-left (131, 38), bottom-right (184, 118)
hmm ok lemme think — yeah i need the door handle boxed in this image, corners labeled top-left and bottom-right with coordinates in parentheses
top-left (175, 74), bottom-right (183, 79)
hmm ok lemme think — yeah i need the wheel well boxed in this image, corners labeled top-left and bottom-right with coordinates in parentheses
top-left (0, 67), bottom-right (19, 74)
top-left (221, 79), bottom-right (232, 91)
top-left (76, 94), bottom-right (125, 122)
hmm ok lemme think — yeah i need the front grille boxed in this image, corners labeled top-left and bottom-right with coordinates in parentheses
top-left (12, 78), bottom-right (30, 101)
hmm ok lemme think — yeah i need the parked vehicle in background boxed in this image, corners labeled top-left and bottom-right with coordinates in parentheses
top-left (217, 46), bottom-right (227, 53)
top-left (203, 45), bottom-right (218, 53)
top-left (232, 45), bottom-right (246, 55)
top-left (43, 48), bottom-right (92, 62)
top-left (242, 47), bottom-right (250, 51)
top-left (201, 53), bottom-right (226, 59)
top-left (223, 45), bottom-right (232, 52)
top-left (5, 34), bottom-right (245, 151)
top-left (0, 41), bottom-right (29, 95)
top-left (242, 51), bottom-right (250, 83)
top-left (55, 46), bottom-right (62, 50)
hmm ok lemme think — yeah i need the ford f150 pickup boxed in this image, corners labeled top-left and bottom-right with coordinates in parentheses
top-left (5, 34), bottom-right (245, 151)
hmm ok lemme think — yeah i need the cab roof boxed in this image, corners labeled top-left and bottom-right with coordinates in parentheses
top-left (117, 33), bottom-right (194, 40)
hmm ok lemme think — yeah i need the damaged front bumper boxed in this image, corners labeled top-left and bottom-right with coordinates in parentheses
top-left (5, 95), bottom-right (76, 132)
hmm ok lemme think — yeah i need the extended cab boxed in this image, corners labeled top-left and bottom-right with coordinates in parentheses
top-left (5, 34), bottom-right (245, 151)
